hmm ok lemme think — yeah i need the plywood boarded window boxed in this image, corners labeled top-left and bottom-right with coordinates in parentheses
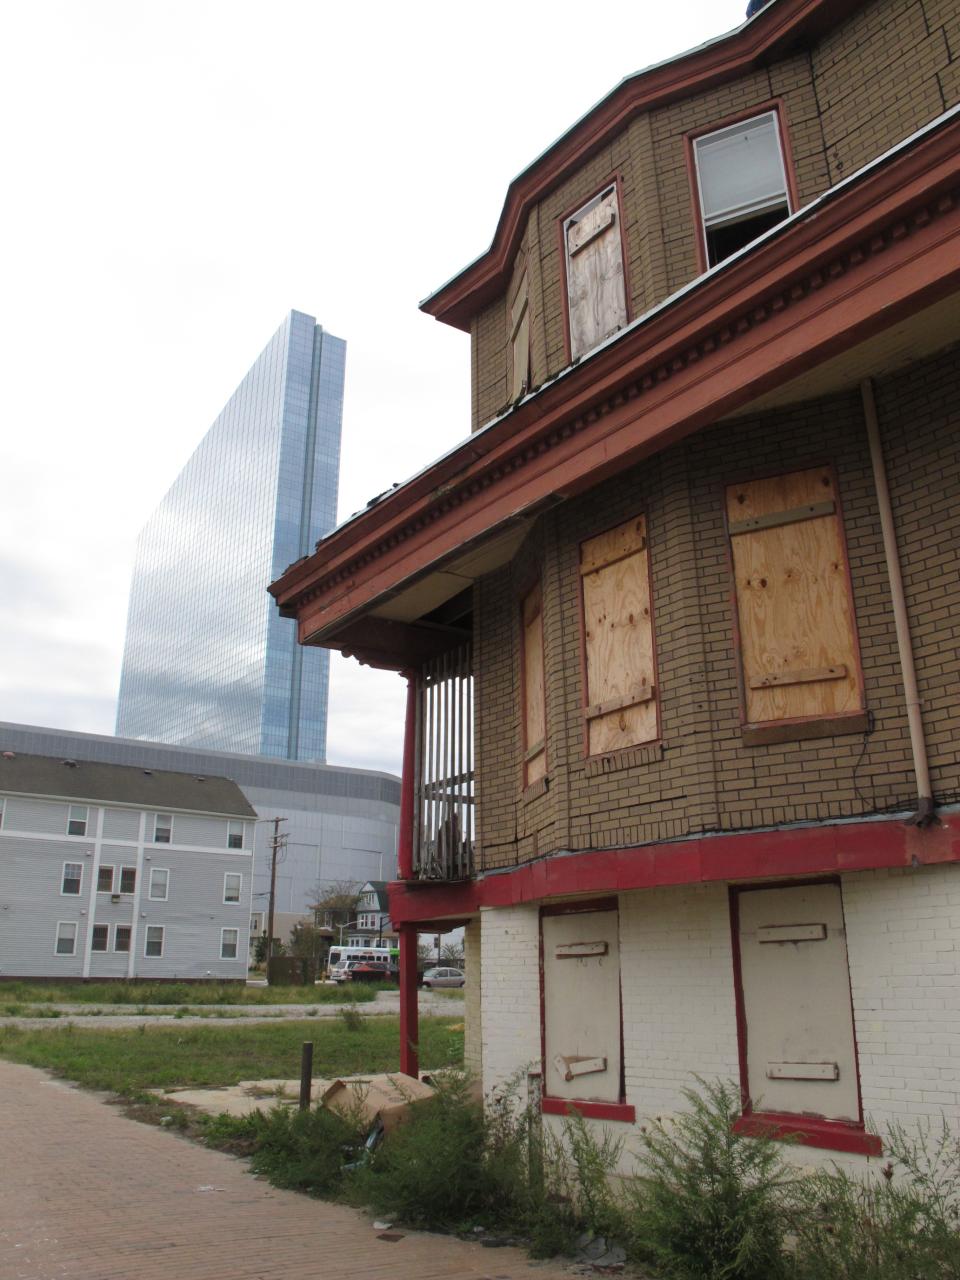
top-left (563, 184), bottom-right (627, 359)
top-left (580, 515), bottom-right (657, 756)
top-left (510, 273), bottom-right (530, 402)
top-left (521, 583), bottom-right (547, 787)
top-left (542, 905), bottom-right (623, 1103)
top-left (726, 468), bottom-right (864, 729)
top-left (735, 882), bottom-right (860, 1122)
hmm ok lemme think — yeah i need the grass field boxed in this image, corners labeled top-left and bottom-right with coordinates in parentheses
top-left (0, 1015), bottom-right (464, 1096)
top-left (0, 980), bottom-right (380, 1007)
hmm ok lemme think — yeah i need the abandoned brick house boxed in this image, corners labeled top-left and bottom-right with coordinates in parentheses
top-left (271, 0), bottom-right (960, 1165)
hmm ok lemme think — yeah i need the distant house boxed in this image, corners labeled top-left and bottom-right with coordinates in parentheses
top-left (348, 881), bottom-right (397, 953)
top-left (0, 752), bottom-right (256, 980)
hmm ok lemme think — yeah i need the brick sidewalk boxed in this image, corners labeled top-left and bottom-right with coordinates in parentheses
top-left (0, 1061), bottom-right (576, 1280)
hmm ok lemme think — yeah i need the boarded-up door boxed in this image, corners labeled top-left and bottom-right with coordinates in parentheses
top-left (581, 515), bottom-right (657, 755)
top-left (726, 468), bottom-right (863, 727)
top-left (564, 185), bottom-right (627, 359)
top-left (737, 883), bottom-right (860, 1122)
top-left (542, 908), bottom-right (622, 1103)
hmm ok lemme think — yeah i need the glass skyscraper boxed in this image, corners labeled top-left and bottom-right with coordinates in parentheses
top-left (116, 311), bottom-right (344, 761)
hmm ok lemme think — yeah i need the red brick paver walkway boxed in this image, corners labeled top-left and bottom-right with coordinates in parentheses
top-left (0, 1062), bottom-right (577, 1280)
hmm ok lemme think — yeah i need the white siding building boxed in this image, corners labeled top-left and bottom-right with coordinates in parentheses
top-left (0, 752), bottom-right (256, 981)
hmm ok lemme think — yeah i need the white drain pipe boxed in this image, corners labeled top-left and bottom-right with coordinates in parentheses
top-left (860, 378), bottom-right (935, 826)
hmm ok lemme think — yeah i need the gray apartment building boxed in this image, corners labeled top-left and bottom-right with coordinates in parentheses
top-left (116, 311), bottom-right (345, 762)
top-left (0, 724), bottom-right (401, 928)
top-left (0, 752), bottom-right (256, 980)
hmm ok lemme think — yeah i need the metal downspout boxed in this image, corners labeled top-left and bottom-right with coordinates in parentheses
top-left (860, 378), bottom-right (936, 826)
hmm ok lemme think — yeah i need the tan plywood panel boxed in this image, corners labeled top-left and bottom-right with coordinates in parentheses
top-left (738, 884), bottom-right (859, 1121)
top-left (523, 584), bottom-right (546, 785)
top-left (566, 188), bottom-right (627, 359)
top-left (542, 909), bottom-right (621, 1102)
top-left (726, 469), bottom-right (862, 725)
top-left (582, 519), bottom-right (656, 755)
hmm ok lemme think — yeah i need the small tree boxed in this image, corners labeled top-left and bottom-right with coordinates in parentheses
top-left (308, 879), bottom-right (362, 932)
top-left (440, 941), bottom-right (465, 966)
top-left (289, 922), bottom-right (326, 967)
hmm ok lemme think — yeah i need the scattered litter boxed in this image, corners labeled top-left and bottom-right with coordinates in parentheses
top-left (195, 1185), bottom-right (225, 1193)
top-left (376, 1231), bottom-right (405, 1242)
top-left (372, 1221), bottom-right (393, 1231)
top-left (321, 1073), bottom-right (435, 1134)
top-left (159, 1115), bottom-right (174, 1126)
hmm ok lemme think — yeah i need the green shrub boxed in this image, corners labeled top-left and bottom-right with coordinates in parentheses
top-left (626, 1077), bottom-right (794, 1280)
top-left (790, 1119), bottom-right (960, 1280)
top-left (244, 1105), bottom-right (364, 1195)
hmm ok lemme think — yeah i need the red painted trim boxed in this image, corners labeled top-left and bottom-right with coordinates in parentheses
top-left (541, 896), bottom-right (619, 916)
top-left (386, 810), bottom-right (960, 924)
top-left (398, 676), bottom-right (417, 880)
top-left (542, 1097), bottom-right (637, 1123)
top-left (271, 121), bottom-right (960, 647)
top-left (557, 174), bottom-right (633, 367)
top-left (398, 925), bottom-right (419, 1078)
top-left (686, 99), bottom-right (800, 275)
top-left (734, 1112), bottom-right (882, 1156)
top-left (422, 0), bottom-right (866, 330)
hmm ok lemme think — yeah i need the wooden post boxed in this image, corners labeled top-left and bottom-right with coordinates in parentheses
top-left (397, 674), bottom-right (417, 880)
top-left (299, 1041), bottom-right (314, 1111)
top-left (399, 925), bottom-right (419, 1079)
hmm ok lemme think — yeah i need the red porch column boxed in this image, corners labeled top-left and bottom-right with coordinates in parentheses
top-left (398, 674), bottom-right (419, 1077)
top-left (399, 925), bottom-right (420, 1078)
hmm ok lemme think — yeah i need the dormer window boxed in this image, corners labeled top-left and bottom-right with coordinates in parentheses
top-left (509, 274), bottom-right (530, 402)
top-left (692, 110), bottom-right (791, 268)
top-left (562, 183), bottom-right (627, 360)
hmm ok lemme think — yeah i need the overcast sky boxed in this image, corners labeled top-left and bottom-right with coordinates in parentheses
top-left (0, 0), bottom-right (747, 775)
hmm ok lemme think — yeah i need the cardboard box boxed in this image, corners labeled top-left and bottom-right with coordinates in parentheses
top-left (320, 1073), bottom-right (435, 1133)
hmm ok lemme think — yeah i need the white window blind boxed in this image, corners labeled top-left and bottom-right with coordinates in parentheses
top-left (695, 112), bottom-right (787, 226)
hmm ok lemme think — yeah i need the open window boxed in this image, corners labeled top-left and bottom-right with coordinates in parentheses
top-left (692, 109), bottom-right (791, 268)
top-left (563, 183), bottom-right (627, 359)
top-left (580, 515), bottom-right (658, 756)
top-left (540, 901), bottom-right (633, 1121)
top-left (731, 881), bottom-right (877, 1154)
top-left (521, 583), bottom-right (547, 788)
top-left (725, 467), bottom-right (865, 742)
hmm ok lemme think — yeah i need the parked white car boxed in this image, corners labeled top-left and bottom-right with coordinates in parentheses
top-left (421, 966), bottom-right (465, 989)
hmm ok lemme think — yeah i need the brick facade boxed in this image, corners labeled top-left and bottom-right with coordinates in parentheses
top-left (474, 345), bottom-right (960, 872)
top-left (470, 0), bottom-right (960, 432)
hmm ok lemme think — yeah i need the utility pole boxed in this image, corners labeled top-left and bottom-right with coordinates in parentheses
top-left (265, 816), bottom-right (287, 981)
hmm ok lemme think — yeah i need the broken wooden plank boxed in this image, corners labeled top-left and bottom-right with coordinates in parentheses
top-left (555, 940), bottom-right (609, 959)
top-left (757, 923), bottom-right (828, 943)
top-left (584, 685), bottom-right (655, 720)
top-left (767, 1061), bottom-right (839, 1081)
top-left (749, 665), bottom-right (847, 689)
top-left (728, 499), bottom-right (836, 535)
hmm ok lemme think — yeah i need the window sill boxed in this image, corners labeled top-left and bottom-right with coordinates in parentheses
top-left (584, 742), bottom-right (663, 777)
top-left (734, 1111), bottom-right (881, 1156)
top-left (522, 776), bottom-right (549, 804)
top-left (742, 712), bottom-right (870, 748)
top-left (542, 1096), bottom-right (636, 1123)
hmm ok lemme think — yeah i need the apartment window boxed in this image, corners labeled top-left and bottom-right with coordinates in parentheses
top-left (580, 515), bottom-right (658, 756)
top-left (509, 273), bottom-right (530, 401)
top-left (692, 110), bottom-right (790, 268)
top-left (97, 865), bottom-right (114, 893)
top-left (66, 804), bottom-right (88, 836)
top-left (153, 813), bottom-right (172, 844)
top-left (61, 862), bottom-right (83, 895)
top-left (223, 872), bottom-right (242, 904)
top-left (725, 467), bottom-right (865, 739)
top-left (540, 902), bottom-right (632, 1118)
top-left (91, 924), bottom-right (108, 952)
top-left (220, 928), bottom-right (239, 960)
top-left (521, 582), bottom-right (547, 788)
top-left (563, 183), bottom-right (627, 359)
top-left (119, 866), bottom-right (137, 895)
top-left (55, 921), bottom-right (77, 956)
top-left (227, 820), bottom-right (245, 850)
top-left (114, 925), bottom-right (132, 953)
top-left (148, 867), bottom-right (169, 901)
top-left (144, 925), bottom-right (164, 958)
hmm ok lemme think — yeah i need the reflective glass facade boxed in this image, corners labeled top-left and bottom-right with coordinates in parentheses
top-left (116, 312), bottom-right (344, 761)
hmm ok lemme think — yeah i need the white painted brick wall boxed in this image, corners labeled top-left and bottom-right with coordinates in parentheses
top-left (843, 864), bottom-right (960, 1136)
top-left (474, 864), bottom-right (960, 1171)
top-left (479, 903), bottom-right (541, 1097)
top-left (463, 918), bottom-right (482, 1078)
